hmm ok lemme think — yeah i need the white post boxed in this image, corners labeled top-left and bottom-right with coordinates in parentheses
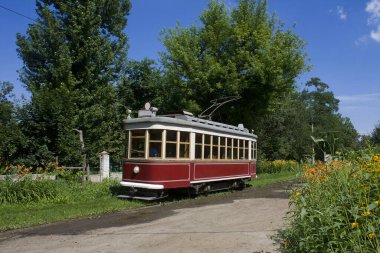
top-left (100, 151), bottom-right (110, 182)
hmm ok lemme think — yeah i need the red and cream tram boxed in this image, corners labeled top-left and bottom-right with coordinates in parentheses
top-left (120, 104), bottom-right (257, 200)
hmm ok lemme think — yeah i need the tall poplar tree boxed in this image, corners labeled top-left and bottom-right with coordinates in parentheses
top-left (16, 0), bottom-right (131, 166)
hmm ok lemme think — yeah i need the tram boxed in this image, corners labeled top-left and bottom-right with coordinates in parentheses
top-left (119, 103), bottom-right (257, 200)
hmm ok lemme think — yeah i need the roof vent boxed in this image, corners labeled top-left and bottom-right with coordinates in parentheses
top-left (138, 102), bottom-right (158, 118)
top-left (183, 111), bottom-right (193, 116)
top-left (238, 123), bottom-right (244, 129)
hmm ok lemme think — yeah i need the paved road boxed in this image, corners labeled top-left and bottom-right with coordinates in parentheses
top-left (0, 180), bottom-right (295, 253)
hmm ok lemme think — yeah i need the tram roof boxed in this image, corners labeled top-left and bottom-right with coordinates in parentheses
top-left (123, 113), bottom-right (257, 139)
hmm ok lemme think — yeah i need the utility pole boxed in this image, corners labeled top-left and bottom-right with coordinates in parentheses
top-left (73, 129), bottom-right (87, 182)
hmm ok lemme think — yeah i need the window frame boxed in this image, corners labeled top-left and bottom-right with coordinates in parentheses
top-left (148, 129), bottom-right (163, 159)
top-left (179, 131), bottom-right (190, 159)
top-left (128, 129), bottom-right (147, 159)
top-left (126, 128), bottom-right (256, 162)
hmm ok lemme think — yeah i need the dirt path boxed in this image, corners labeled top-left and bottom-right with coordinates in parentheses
top-left (0, 180), bottom-right (296, 253)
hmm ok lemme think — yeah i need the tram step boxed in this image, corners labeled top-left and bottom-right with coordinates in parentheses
top-left (117, 194), bottom-right (167, 201)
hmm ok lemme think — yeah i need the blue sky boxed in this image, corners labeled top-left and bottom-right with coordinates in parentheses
top-left (1, 0), bottom-right (379, 134)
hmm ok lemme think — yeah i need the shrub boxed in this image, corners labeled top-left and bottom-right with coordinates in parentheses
top-left (0, 177), bottom-right (60, 204)
top-left (279, 155), bottom-right (380, 252)
top-left (257, 160), bottom-right (299, 174)
top-left (0, 176), bottom-right (120, 205)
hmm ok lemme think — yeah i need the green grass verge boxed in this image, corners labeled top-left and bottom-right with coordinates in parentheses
top-left (248, 170), bottom-right (300, 187)
top-left (0, 170), bottom-right (299, 232)
top-left (0, 196), bottom-right (146, 231)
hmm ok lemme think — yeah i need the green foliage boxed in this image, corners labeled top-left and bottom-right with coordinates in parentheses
top-left (117, 59), bottom-right (165, 114)
top-left (256, 160), bottom-right (300, 174)
top-left (256, 78), bottom-right (358, 161)
top-left (371, 122), bottom-right (380, 146)
top-left (299, 78), bottom-right (358, 160)
top-left (247, 170), bottom-right (299, 188)
top-left (160, 0), bottom-right (308, 123)
top-left (0, 82), bottom-right (27, 167)
top-left (16, 0), bottom-right (131, 166)
top-left (0, 177), bottom-right (59, 204)
top-left (0, 177), bottom-right (120, 205)
top-left (255, 92), bottom-right (311, 161)
top-left (279, 155), bottom-right (380, 252)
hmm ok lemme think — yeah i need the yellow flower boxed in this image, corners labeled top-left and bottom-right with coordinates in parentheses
top-left (296, 191), bottom-right (301, 198)
top-left (375, 200), bottom-right (380, 205)
top-left (351, 222), bottom-right (359, 229)
top-left (361, 211), bottom-right (372, 217)
top-left (368, 233), bottom-right (376, 239)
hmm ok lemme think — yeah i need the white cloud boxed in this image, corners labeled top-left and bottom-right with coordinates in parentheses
top-left (364, 0), bottom-right (380, 42)
top-left (337, 92), bottom-right (380, 102)
top-left (337, 6), bottom-right (347, 20)
top-left (366, 0), bottom-right (380, 23)
top-left (355, 35), bottom-right (370, 46)
top-left (370, 25), bottom-right (380, 41)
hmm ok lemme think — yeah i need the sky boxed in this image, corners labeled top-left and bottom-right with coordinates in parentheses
top-left (0, 0), bottom-right (379, 135)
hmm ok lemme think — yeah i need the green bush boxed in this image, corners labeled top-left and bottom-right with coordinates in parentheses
top-left (257, 160), bottom-right (300, 174)
top-left (0, 177), bottom-right (59, 204)
top-left (0, 177), bottom-right (120, 205)
top-left (279, 156), bottom-right (380, 252)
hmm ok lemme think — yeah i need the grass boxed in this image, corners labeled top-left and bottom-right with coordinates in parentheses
top-left (0, 169), bottom-right (299, 232)
top-left (249, 170), bottom-right (299, 187)
top-left (0, 196), bottom-right (147, 231)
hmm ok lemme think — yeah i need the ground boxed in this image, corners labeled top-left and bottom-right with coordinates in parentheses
top-left (0, 180), bottom-right (296, 253)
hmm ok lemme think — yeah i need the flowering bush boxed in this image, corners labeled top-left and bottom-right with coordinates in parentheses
top-left (0, 162), bottom-right (62, 176)
top-left (257, 160), bottom-right (299, 174)
top-left (0, 162), bottom-right (86, 204)
top-left (279, 154), bottom-right (380, 252)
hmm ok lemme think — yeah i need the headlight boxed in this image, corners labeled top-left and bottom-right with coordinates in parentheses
top-left (133, 166), bottom-right (140, 174)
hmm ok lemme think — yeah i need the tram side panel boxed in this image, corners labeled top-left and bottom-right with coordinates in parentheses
top-left (250, 161), bottom-right (257, 179)
top-left (122, 162), bottom-right (191, 188)
top-left (192, 162), bottom-right (251, 182)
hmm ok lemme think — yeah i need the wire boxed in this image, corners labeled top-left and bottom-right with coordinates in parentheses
top-left (0, 4), bottom-right (36, 22)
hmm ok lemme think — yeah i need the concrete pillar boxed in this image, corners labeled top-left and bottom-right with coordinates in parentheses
top-left (100, 151), bottom-right (110, 181)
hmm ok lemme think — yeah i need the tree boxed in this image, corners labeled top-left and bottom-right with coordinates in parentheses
top-left (371, 122), bottom-right (380, 146)
top-left (117, 59), bottom-right (165, 115)
top-left (160, 0), bottom-right (308, 128)
top-left (0, 82), bottom-right (26, 166)
top-left (16, 0), bottom-right (131, 166)
top-left (300, 78), bottom-right (358, 159)
top-left (255, 92), bottom-right (311, 161)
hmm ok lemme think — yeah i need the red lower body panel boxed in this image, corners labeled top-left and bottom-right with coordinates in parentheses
top-left (122, 161), bottom-right (256, 189)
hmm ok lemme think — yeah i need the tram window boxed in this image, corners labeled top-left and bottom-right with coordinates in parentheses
top-left (238, 140), bottom-right (244, 160)
top-left (149, 130), bottom-right (162, 158)
top-left (244, 140), bottom-right (249, 159)
top-left (195, 134), bottom-right (202, 159)
top-left (130, 130), bottom-right (145, 158)
top-left (166, 130), bottom-right (177, 142)
top-left (204, 135), bottom-right (211, 159)
top-left (233, 139), bottom-right (238, 160)
top-left (180, 132), bottom-right (190, 142)
top-left (212, 136), bottom-right (219, 159)
top-left (220, 137), bottom-right (226, 159)
top-left (150, 130), bottom-right (162, 141)
top-left (226, 138), bottom-right (232, 159)
top-left (166, 130), bottom-right (177, 158)
top-left (179, 132), bottom-right (190, 158)
top-left (252, 141), bottom-right (257, 160)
